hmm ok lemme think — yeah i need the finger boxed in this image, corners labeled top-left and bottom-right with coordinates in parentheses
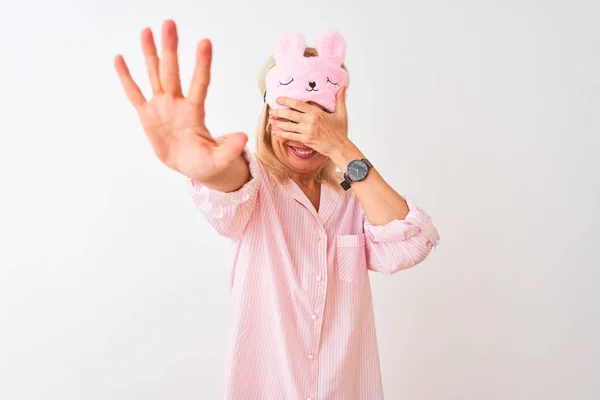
top-left (268, 108), bottom-right (305, 123)
top-left (114, 54), bottom-right (146, 107)
top-left (213, 132), bottom-right (248, 168)
top-left (141, 27), bottom-right (162, 94)
top-left (272, 129), bottom-right (307, 142)
top-left (159, 19), bottom-right (183, 96)
top-left (270, 118), bottom-right (304, 134)
top-left (188, 39), bottom-right (212, 106)
top-left (335, 85), bottom-right (347, 116)
top-left (275, 97), bottom-right (313, 113)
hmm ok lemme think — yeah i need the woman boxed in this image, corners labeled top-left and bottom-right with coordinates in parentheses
top-left (115, 19), bottom-right (439, 400)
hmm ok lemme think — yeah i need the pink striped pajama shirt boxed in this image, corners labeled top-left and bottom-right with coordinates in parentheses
top-left (189, 149), bottom-right (440, 400)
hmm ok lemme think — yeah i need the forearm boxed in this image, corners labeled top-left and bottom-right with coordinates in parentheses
top-left (189, 150), bottom-right (259, 241)
top-left (329, 141), bottom-right (409, 226)
top-left (195, 154), bottom-right (251, 193)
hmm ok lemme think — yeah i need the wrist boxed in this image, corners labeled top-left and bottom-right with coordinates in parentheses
top-left (191, 152), bottom-right (250, 192)
top-left (329, 140), bottom-right (365, 171)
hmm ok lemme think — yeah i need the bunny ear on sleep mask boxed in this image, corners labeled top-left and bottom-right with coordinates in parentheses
top-left (264, 30), bottom-right (348, 113)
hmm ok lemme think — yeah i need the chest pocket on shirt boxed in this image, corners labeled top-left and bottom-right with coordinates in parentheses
top-left (335, 234), bottom-right (368, 285)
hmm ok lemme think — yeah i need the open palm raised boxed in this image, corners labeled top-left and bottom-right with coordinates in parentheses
top-left (114, 20), bottom-right (248, 184)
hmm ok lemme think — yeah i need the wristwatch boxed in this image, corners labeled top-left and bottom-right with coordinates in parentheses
top-left (340, 158), bottom-right (373, 191)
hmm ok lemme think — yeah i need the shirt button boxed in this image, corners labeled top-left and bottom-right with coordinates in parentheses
top-left (311, 314), bottom-right (318, 320)
top-left (316, 276), bottom-right (322, 282)
top-left (308, 354), bottom-right (314, 360)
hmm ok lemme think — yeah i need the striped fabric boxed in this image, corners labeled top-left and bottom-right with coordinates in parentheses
top-left (189, 149), bottom-right (439, 400)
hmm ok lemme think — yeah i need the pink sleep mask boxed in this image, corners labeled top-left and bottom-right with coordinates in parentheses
top-left (265, 30), bottom-right (348, 113)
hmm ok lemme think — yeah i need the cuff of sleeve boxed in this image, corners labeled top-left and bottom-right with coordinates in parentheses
top-left (364, 194), bottom-right (440, 247)
top-left (187, 147), bottom-right (260, 206)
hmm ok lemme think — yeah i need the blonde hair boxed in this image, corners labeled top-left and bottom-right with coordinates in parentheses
top-left (255, 47), bottom-right (348, 188)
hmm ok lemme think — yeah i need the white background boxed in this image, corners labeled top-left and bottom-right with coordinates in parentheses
top-left (1, 0), bottom-right (598, 399)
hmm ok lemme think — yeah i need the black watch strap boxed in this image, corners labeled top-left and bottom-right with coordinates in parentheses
top-left (340, 174), bottom-right (352, 191)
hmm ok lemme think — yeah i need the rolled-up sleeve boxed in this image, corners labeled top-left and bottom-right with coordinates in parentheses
top-left (363, 194), bottom-right (440, 274)
top-left (188, 148), bottom-right (261, 241)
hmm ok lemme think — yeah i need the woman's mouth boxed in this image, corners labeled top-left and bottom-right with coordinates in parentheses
top-left (288, 145), bottom-right (317, 159)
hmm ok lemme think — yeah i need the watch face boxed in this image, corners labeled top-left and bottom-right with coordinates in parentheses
top-left (347, 160), bottom-right (368, 181)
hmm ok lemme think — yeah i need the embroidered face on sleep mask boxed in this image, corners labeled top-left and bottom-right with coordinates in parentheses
top-left (265, 30), bottom-right (348, 113)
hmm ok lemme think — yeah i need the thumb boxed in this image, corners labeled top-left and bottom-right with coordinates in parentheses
top-left (335, 85), bottom-right (347, 116)
top-left (213, 132), bottom-right (248, 167)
